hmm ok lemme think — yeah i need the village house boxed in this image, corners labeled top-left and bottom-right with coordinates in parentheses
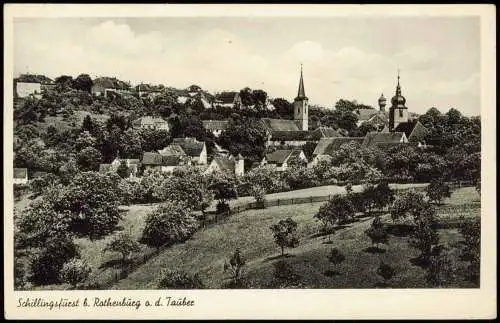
top-left (91, 77), bottom-right (131, 98)
top-left (266, 126), bottom-right (342, 147)
top-left (14, 74), bottom-right (54, 98)
top-left (214, 91), bottom-right (242, 109)
top-left (135, 83), bottom-right (163, 99)
top-left (99, 157), bottom-right (140, 178)
top-left (141, 152), bottom-right (190, 173)
top-left (309, 137), bottom-right (365, 167)
top-left (202, 120), bottom-right (229, 137)
top-left (132, 116), bottom-right (170, 131)
top-left (158, 144), bottom-right (187, 157)
top-left (204, 153), bottom-right (245, 177)
top-left (171, 137), bottom-right (208, 165)
top-left (13, 168), bottom-right (28, 185)
top-left (362, 131), bottom-right (408, 148)
top-left (262, 149), bottom-right (307, 172)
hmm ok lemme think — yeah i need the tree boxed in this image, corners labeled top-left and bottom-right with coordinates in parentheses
top-left (73, 74), bottom-right (93, 93)
top-left (77, 146), bottom-right (102, 171)
top-left (75, 131), bottom-right (97, 150)
top-left (365, 216), bottom-right (389, 250)
top-left (326, 248), bottom-right (345, 276)
top-left (30, 173), bottom-right (60, 197)
top-left (223, 248), bottom-right (247, 288)
top-left (60, 258), bottom-right (92, 289)
top-left (270, 217), bottom-right (299, 257)
top-left (272, 98), bottom-right (293, 119)
top-left (29, 235), bottom-right (80, 286)
top-left (54, 75), bottom-right (74, 92)
top-left (157, 270), bottom-right (205, 289)
top-left (251, 184), bottom-right (266, 209)
top-left (425, 179), bottom-right (451, 205)
top-left (458, 219), bottom-right (480, 284)
top-left (390, 190), bottom-right (429, 223)
top-left (409, 207), bottom-right (440, 266)
top-left (116, 160), bottom-right (130, 178)
top-left (376, 262), bottom-right (395, 287)
top-left (58, 158), bottom-right (79, 185)
top-left (426, 251), bottom-right (454, 287)
top-left (103, 232), bottom-right (141, 262)
top-left (140, 201), bottom-right (199, 249)
top-left (314, 195), bottom-right (355, 241)
top-left (218, 117), bottom-right (268, 160)
top-left (207, 172), bottom-right (238, 213)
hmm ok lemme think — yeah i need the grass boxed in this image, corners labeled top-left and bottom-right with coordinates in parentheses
top-left (21, 185), bottom-right (480, 290)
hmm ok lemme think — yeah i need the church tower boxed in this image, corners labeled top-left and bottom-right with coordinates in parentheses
top-left (294, 65), bottom-right (309, 131)
top-left (389, 71), bottom-right (408, 131)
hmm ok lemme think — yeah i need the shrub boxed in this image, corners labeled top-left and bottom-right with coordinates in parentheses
top-left (326, 248), bottom-right (345, 275)
top-left (30, 173), bottom-right (60, 197)
top-left (365, 216), bottom-right (389, 249)
top-left (60, 258), bottom-right (92, 289)
top-left (103, 232), bottom-right (141, 262)
top-left (216, 201), bottom-right (231, 215)
top-left (140, 201), bottom-right (199, 249)
top-left (409, 207), bottom-right (440, 266)
top-left (270, 217), bottom-right (299, 257)
top-left (251, 184), bottom-right (266, 209)
top-left (315, 195), bottom-right (355, 241)
top-left (458, 219), bottom-right (480, 284)
top-left (270, 260), bottom-right (303, 288)
top-left (376, 262), bottom-right (395, 287)
top-left (157, 270), bottom-right (205, 289)
top-left (425, 179), bottom-right (451, 205)
top-left (29, 235), bottom-right (80, 286)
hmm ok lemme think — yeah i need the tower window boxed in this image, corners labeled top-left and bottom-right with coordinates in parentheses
top-left (399, 109), bottom-right (403, 117)
top-left (298, 107), bottom-right (300, 114)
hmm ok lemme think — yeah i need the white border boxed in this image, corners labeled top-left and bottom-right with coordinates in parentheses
top-left (3, 4), bottom-right (497, 319)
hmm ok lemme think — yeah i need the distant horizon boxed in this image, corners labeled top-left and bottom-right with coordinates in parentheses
top-left (14, 17), bottom-right (480, 116)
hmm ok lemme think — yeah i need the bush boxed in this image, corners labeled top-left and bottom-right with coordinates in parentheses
top-left (365, 216), bottom-right (389, 249)
top-left (326, 248), bottom-right (345, 275)
top-left (251, 184), bottom-right (266, 209)
top-left (458, 219), bottom-right (480, 284)
top-left (60, 258), bottom-right (92, 289)
top-left (14, 183), bottom-right (29, 201)
top-left (216, 201), bottom-right (231, 215)
top-left (29, 173), bottom-right (60, 197)
top-left (103, 232), bottom-right (141, 261)
top-left (29, 235), bottom-right (80, 286)
top-left (376, 262), bottom-right (395, 287)
top-left (425, 179), bottom-right (451, 205)
top-left (140, 201), bottom-right (199, 249)
top-left (157, 270), bottom-right (205, 289)
top-left (270, 260), bottom-right (303, 288)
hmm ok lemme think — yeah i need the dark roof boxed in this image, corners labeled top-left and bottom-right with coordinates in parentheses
top-left (270, 130), bottom-right (311, 141)
top-left (362, 131), bottom-right (406, 147)
top-left (314, 137), bottom-right (364, 156)
top-left (314, 127), bottom-right (342, 138)
top-left (172, 138), bottom-right (205, 156)
top-left (93, 77), bottom-right (130, 90)
top-left (266, 149), bottom-right (303, 164)
top-left (14, 168), bottom-right (27, 179)
top-left (215, 92), bottom-right (239, 104)
top-left (15, 74), bottom-right (54, 84)
top-left (394, 120), bottom-right (428, 142)
top-left (141, 152), bottom-right (164, 166)
top-left (158, 144), bottom-right (186, 156)
top-left (373, 142), bottom-right (420, 151)
top-left (202, 120), bottom-right (229, 131)
top-left (162, 155), bottom-right (183, 166)
top-left (262, 118), bottom-right (300, 132)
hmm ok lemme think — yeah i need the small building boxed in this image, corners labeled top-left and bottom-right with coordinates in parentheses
top-left (141, 152), bottom-right (189, 173)
top-left (204, 154), bottom-right (245, 177)
top-left (202, 120), bottom-right (229, 137)
top-left (214, 92), bottom-right (242, 109)
top-left (14, 74), bottom-right (54, 98)
top-left (263, 149), bottom-right (307, 172)
top-left (91, 77), bottom-right (130, 97)
top-left (158, 144), bottom-right (187, 157)
top-left (362, 131), bottom-right (408, 148)
top-left (171, 137), bottom-right (208, 165)
top-left (393, 119), bottom-right (428, 144)
top-left (309, 137), bottom-right (365, 167)
top-left (132, 116), bottom-right (170, 131)
top-left (13, 168), bottom-right (28, 185)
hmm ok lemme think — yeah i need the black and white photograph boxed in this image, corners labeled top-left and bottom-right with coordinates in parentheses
top-left (4, 3), bottom-right (496, 320)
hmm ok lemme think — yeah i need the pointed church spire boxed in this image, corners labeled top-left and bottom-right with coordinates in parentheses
top-left (296, 64), bottom-right (307, 100)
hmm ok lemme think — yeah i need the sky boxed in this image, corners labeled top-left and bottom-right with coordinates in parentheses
top-left (13, 17), bottom-right (480, 115)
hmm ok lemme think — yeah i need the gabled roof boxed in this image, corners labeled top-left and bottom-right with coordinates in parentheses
top-left (355, 108), bottom-right (379, 121)
top-left (314, 127), bottom-right (342, 138)
top-left (270, 130), bottom-right (311, 141)
top-left (373, 142), bottom-right (420, 151)
top-left (141, 152), bottom-right (164, 166)
top-left (15, 74), bottom-right (54, 84)
top-left (14, 168), bottom-right (27, 179)
top-left (394, 120), bottom-right (428, 142)
top-left (158, 144), bottom-right (186, 157)
top-left (313, 137), bottom-right (365, 156)
top-left (132, 116), bottom-right (168, 127)
top-left (266, 149), bottom-right (303, 164)
top-left (93, 77), bottom-right (130, 90)
top-left (202, 120), bottom-right (229, 131)
top-left (362, 131), bottom-right (406, 147)
top-left (261, 118), bottom-right (300, 132)
top-left (172, 137), bottom-right (205, 157)
top-left (162, 155), bottom-right (183, 166)
top-left (215, 92), bottom-right (239, 104)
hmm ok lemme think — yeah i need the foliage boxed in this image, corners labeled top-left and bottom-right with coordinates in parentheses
top-left (327, 248), bottom-right (345, 273)
top-left (140, 201), bottom-right (199, 248)
top-left (315, 195), bottom-right (355, 241)
top-left (425, 179), bottom-right (451, 205)
top-left (73, 74), bottom-right (93, 93)
top-left (157, 269), bottom-right (205, 289)
top-left (270, 260), bottom-right (303, 288)
top-left (426, 251), bottom-right (454, 287)
top-left (60, 258), bottom-right (92, 288)
top-left (377, 262), bottom-right (395, 285)
top-left (251, 184), bottom-right (267, 208)
top-left (240, 165), bottom-right (283, 195)
top-left (116, 160), bottom-right (130, 179)
top-left (365, 216), bottom-right (389, 249)
top-left (207, 172), bottom-right (238, 207)
top-left (223, 248), bottom-right (247, 287)
top-left (390, 190), bottom-right (429, 222)
top-left (29, 173), bottom-right (60, 197)
top-left (103, 232), bottom-right (141, 261)
top-left (458, 219), bottom-right (480, 284)
top-left (218, 117), bottom-right (268, 160)
top-left (409, 207), bottom-right (440, 265)
top-left (29, 235), bottom-right (80, 286)
top-left (282, 166), bottom-right (320, 190)
top-left (270, 217), bottom-right (300, 256)
top-left (77, 146), bottom-right (102, 171)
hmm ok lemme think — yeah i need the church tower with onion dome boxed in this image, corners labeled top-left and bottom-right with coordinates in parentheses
top-left (378, 93), bottom-right (387, 112)
top-left (389, 71), bottom-right (408, 131)
top-left (294, 64), bottom-right (309, 131)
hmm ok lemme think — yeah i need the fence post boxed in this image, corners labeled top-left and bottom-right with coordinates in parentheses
top-left (277, 199), bottom-right (280, 207)
top-left (310, 196), bottom-right (313, 203)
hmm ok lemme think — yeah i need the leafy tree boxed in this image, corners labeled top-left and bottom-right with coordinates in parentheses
top-left (119, 128), bottom-right (143, 158)
top-left (326, 248), bottom-right (345, 276)
top-left (81, 115), bottom-right (101, 135)
top-left (376, 262), bottom-right (395, 287)
top-left (207, 172), bottom-right (238, 212)
top-left (223, 248), bottom-right (247, 287)
top-left (116, 160), bottom-right (130, 178)
top-left (73, 74), bottom-right (93, 93)
top-left (315, 195), bottom-right (355, 241)
top-left (29, 235), bottom-right (80, 286)
top-left (54, 75), bottom-right (74, 92)
top-left (77, 146), bottom-right (102, 171)
top-left (270, 217), bottom-right (299, 257)
top-left (390, 190), bottom-right (429, 223)
top-left (218, 117), bottom-right (268, 160)
top-left (75, 131), bottom-right (97, 150)
top-left (458, 219), bottom-right (480, 284)
top-left (30, 173), bottom-right (60, 197)
top-left (251, 184), bottom-right (266, 209)
top-left (409, 207), bottom-right (440, 265)
top-left (365, 216), bottom-right (389, 249)
top-left (60, 258), bottom-right (92, 289)
top-left (425, 179), bottom-right (451, 205)
top-left (272, 98), bottom-right (294, 119)
top-left (106, 113), bottom-right (130, 132)
top-left (103, 232), bottom-right (141, 262)
top-left (157, 270), bottom-right (205, 289)
top-left (241, 165), bottom-right (282, 195)
top-left (58, 158), bottom-right (79, 185)
top-left (140, 201), bottom-right (199, 249)
top-left (138, 128), bottom-right (172, 153)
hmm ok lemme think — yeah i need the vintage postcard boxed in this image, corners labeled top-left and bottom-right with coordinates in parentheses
top-left (3, 3), bottom-right (496, 320)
